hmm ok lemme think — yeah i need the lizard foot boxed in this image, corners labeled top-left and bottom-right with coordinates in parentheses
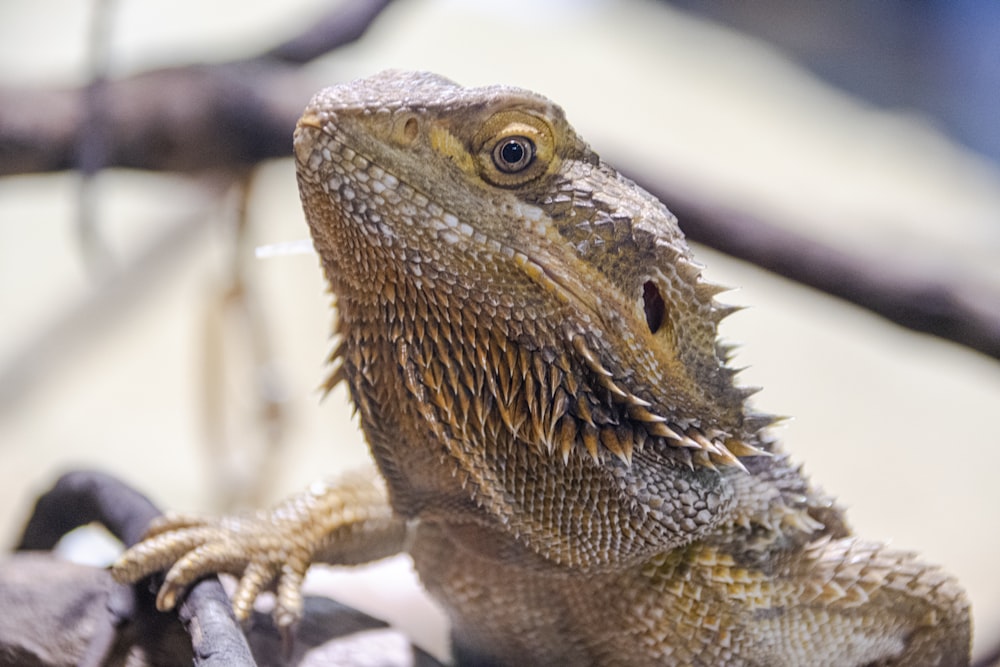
top-left (112, 507), bottom-right (316, 630)
top-left (112, 472), bottom-right (405, 633)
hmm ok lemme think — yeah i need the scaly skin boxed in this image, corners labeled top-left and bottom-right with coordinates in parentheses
top-left (113, 71), bottom-right (970, 666)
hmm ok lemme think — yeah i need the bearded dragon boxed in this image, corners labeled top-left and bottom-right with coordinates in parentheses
top-left (113, 70), bottom-right (971, 666)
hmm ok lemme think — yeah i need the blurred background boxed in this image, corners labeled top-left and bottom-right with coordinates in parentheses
top-left (1, 0), bottom-right (998, 662)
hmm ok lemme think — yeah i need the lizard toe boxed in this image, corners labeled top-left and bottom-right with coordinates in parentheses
top-left (112, 525), bottom-right (218, 584)
top-left (231, 559), bottom-right (279, 622)
top-left (156, 538), bottom-right (253, 611)
top-left (143, 511), bottom-right (213, 538)
top-left (274, 559), bottom-right (308, 629)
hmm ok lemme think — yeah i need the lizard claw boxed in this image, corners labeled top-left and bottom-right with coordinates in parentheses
top-left (113, 511), bottom-right (314, 628)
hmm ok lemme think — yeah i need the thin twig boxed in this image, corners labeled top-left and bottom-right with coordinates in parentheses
top-left (76, 0), bottom-right (120, 275)
top-left (200, 172), bottom-right (290, 508)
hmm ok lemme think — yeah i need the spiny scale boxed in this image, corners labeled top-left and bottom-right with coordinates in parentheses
top-left (356, 284), bottom-right (776, 472)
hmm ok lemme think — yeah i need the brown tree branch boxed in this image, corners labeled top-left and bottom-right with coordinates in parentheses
top-left (0, 0), bottom-right (996, 363)
top-left (0, 63), bottom-right (307, 176)
top-left (0, 0), bottom-right (398, 176)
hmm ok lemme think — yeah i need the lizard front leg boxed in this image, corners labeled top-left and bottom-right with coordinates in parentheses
top-left (777, 536), bottom-right (971, 666)
top-left (111, 468), bottom-right (406, 631)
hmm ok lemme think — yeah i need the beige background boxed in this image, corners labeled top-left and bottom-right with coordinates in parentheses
top-left (2, 0), bottom-right (998, 661)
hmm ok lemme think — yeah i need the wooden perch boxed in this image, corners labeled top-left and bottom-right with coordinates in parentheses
top-left (15, 470), bottom-right (254, 667)
top-left (9, 470), bottom-right (443, 667)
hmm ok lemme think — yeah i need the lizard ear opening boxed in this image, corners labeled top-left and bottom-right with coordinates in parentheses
top-left (642, 281), bottom-right (666, 334)
top-left (474, 111), bottom-right (556, 188)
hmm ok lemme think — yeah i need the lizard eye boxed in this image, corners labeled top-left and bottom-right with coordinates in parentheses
top-left (474, 111), bottom-right (556, 188)
top-left (492, 136), bottom-right (535, 173)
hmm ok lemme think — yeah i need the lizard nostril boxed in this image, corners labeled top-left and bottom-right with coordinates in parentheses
top-left (403, 116), bottom-right (419, 142)
top-left (643, 281), bottom-right (665, 334)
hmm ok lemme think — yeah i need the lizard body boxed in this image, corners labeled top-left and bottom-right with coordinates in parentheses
top-left (114, 71), bottom-right (970, 666)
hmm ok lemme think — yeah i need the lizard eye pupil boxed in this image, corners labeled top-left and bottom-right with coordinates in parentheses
top-left (493, 137), bottom-right (535, 173)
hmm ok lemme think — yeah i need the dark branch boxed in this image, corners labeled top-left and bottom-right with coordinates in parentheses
top-left (635, 180), bottom-right (1000, 361)
top-left (973, 640), bottom-right (1000, 667)
top-left (12, 470), bottom-right (446, 666)
top-left (16, 470), bottom-right (255, 667)
top-left (0, 63), bottom-right (307, 176)
top-left (17, 470), bottom-right (160, 549)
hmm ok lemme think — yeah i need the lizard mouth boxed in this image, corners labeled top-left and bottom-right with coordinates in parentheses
top-left (298, 115), bottom-right (589, 305)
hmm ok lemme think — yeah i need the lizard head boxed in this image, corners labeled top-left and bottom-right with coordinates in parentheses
top-left (295, 70), bottom-right (767, 463)
top-left (294, 71), bottom-right (772, 564)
